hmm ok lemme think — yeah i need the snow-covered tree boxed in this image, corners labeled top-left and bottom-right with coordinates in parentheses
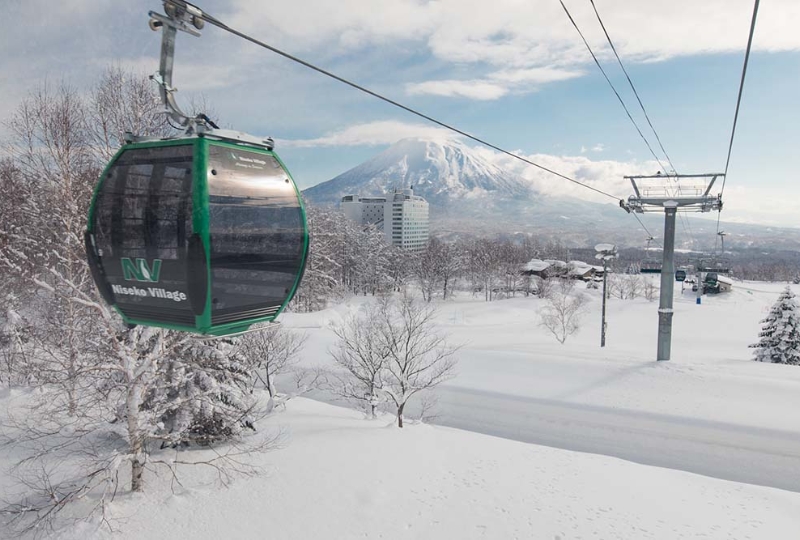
top-left (462, 238), bottom-right (501, 301)
top-left (413, 238), bottom-right (462, 302)
top-left (329, 299), bottom-right (393, 418)
top-left (330, 293), bottom-right (458, 426)
top-left (142, 337), bottom-right (259, 447)
top-left (239, 325), bottom-right (307, 398)
top-left (750, 287), bottom-right (800, 365)
top-left (540, 291), bottom-right (588, 345)
top-left (376, 293), bottom-right (458, 427)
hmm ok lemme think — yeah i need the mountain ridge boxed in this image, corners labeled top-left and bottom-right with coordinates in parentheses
top-left (302, 138), bottom-right (800, 251)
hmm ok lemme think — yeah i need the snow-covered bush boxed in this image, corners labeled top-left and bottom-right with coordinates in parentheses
top-left (750, 286), bottom-right (800, 365)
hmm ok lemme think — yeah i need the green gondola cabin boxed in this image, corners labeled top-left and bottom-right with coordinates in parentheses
top-left (85, 133), bottom-right (308, 336)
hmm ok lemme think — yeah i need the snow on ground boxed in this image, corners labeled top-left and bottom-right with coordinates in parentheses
top-left (281, 279), bottom-right (800, 433)
top-left (276, 279), bottom-right (800, 492)
top-left (62, 398), bottom-right (800, 540)
top-left (2, 279), bottom-right (799, 538)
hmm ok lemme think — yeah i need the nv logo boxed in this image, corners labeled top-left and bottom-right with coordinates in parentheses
top-left (121, 258), bottom-right (162, 282)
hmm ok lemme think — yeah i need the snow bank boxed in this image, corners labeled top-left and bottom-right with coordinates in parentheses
top-left (67, 398), bottom-right (799, 540)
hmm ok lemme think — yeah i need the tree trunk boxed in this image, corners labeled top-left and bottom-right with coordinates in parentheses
top-left (397, 402), bottom-right (405, 428)
top-left (130, 451), bottom-right (144, 492)
top-left (126, 382), bottom-right (145, 492)
top-left (266, 371), bottom-right (276, 398)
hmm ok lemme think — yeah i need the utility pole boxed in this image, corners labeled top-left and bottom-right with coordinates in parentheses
top-left (595, 243), bottom-right (618, 348)
top-left (696, 264), bottom-right (703, 305)
top-left (621, 173), bottom-right (723, 361)
top-left (718, 231), bottom-right (727, 254)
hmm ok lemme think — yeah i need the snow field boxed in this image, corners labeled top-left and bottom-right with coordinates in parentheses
top-left (282, 279), bottom-right (800, 433)
top-left (68, 398), bottom-right (800, 540)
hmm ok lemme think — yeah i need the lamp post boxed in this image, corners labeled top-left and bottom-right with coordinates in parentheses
top-left (595, 243), bottom-right (618, 348)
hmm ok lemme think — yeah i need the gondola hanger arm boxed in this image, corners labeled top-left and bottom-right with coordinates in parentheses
top-left (148, 1), bottom-right (208, 133)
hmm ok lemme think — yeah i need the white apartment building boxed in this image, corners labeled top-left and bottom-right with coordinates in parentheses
top-left (341, 195), bottom-right (386, 227)
top-left (340, 187), bottom-right (429, 251)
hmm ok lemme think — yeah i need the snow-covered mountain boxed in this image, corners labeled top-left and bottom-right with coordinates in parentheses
top-left (302, 137), bottom-right (800, 250)
top-left (302, 137), bottom-right (532, 207)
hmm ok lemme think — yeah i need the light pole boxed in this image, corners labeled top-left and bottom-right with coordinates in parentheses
top-left (595, 243), bottom-right (618, 348)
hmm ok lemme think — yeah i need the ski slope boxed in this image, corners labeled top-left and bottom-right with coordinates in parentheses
top-left (66, 398), bottom-right (800, 540)
top-left (282, 279), bottom-right (800, 491)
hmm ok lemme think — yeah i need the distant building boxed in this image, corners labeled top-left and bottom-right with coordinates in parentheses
top-left (341, 187), bottom-right (429, 251)
top-left (341, 195), bottom-right (386, 227)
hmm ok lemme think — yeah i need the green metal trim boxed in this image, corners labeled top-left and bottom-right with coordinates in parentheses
top-left (121, 317), bottom-right (199, 334)
top-left (204, 315), bottom-right (277, 336)
top-left (192, 137), bottom-right (213, 332)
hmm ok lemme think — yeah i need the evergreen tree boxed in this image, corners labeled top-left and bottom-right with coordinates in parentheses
top-left (143, 338), bottom-right (258, 447)
top-left (750, 286), bottom-right (800, 365)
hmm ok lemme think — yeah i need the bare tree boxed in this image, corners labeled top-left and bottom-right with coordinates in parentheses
top-left (239, 325), bottom-right (307, 398)
top-left (643, 279), bottom-right (657, 301)
top-left (329, 293), bottom-right (458, 426)
top-left (329, 300), bottom-right (392, 418)
top-left (88, 65), bottom-right (172, 162)
top-left (625, 274), bottom-right (642, 299)
top-left (540, 292), bottom-right (588, 345)
top-left (534, 276), bottom-right (554, 299)
top-left (376, 293), bottom-right (458, 427)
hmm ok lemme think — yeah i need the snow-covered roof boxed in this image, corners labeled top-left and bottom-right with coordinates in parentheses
top-left (717, 275), bottom-right (734, 285)
top-left (569, 266), bottom-right (595, 277)
top-left (524, 259), bottom-right (552, 272)
top-left (544, 260), bottom-right (568, 268)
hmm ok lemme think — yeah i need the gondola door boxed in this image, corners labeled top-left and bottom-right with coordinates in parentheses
top-left (88, 143), bottom-right (200, 329)
top-left (204, 142), bottom-right (306, 332)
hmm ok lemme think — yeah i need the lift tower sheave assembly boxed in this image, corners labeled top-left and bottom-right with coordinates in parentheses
top-left (622, 173), bottom-right (723, 361)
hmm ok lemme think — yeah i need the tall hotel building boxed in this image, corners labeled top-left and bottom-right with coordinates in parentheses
top-left (341, 187), bottom-right (429, 251)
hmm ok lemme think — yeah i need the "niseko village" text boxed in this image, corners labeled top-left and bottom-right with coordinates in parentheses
top-left (112, 284), bottom-right (187, 302)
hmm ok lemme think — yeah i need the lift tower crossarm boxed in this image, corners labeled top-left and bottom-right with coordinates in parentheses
top-left (624, 173), bottom-right (725, 180)
top-left (622, 173), bottom-right (724, 362)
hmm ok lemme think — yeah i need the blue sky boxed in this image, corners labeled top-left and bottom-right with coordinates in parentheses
top-left (2, 0), bottom-right (799, 226)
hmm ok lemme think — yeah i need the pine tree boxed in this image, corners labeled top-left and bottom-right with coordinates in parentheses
top-left (750, 286), bottom-right (800, 365)
top-left (143, 338), bottom-right (258, 447)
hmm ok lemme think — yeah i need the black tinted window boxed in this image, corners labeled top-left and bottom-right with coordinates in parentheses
top-left (93, 145), bottom-right (195, 322)
top-left (207, 144), bottom-right (304, 321)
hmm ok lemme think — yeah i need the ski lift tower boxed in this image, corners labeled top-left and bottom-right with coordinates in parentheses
top-left (621, 173), bottom-right (723, 361)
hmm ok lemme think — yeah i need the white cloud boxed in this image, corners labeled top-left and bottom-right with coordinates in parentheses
top-left (474, 146), bottom-right (798, 226)
top-left (592, 144), bottom-right (605, 153)
top-left (279, 121), bottom-right (460, 148)
top-left (223, 0), bottom-right (800, 75)
top-left (406, 67), bottom-right (584, 100)
top-left (489, 67), bottom-right (585, 84)
top-left (406, 80), bottom-right (508, 100)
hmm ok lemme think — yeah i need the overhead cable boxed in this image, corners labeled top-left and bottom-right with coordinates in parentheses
top-left (196, 8), bottom-right (622, 203)
top-left (587, 0), bottom-right (677, 175)
top-left (716, 0), bottom-right (760, 242)
top-left (558, 0), bottom-right (668, 175)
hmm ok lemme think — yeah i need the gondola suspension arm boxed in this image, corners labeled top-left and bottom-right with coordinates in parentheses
top-left (148, 1), bottom-right (208, 132)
